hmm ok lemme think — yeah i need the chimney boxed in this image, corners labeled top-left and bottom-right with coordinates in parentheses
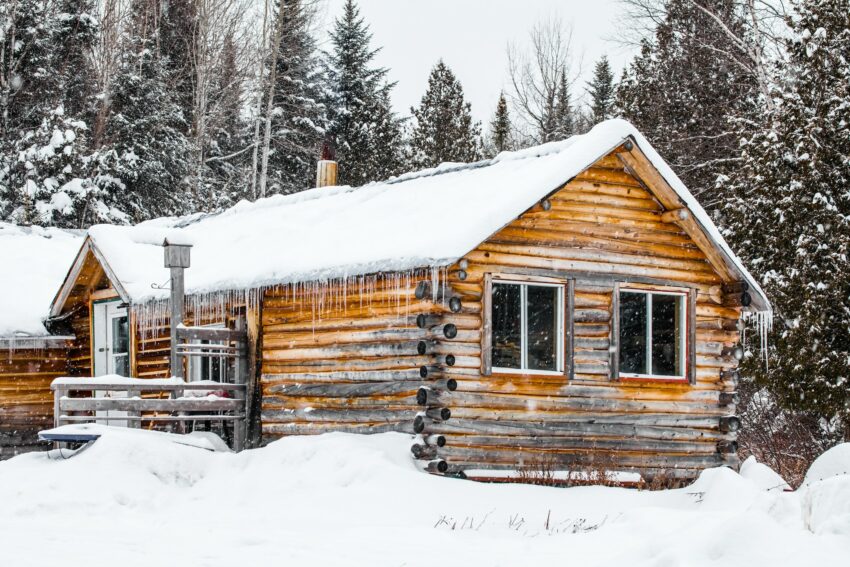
top-left (163, 237), bottom-right (192, 379)
top-left (316, 139), bottom-right (338, 188)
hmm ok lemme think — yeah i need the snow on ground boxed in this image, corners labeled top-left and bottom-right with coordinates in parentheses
top-left (1, 428), bottom-right (848, 567)
top-left (0, 223), bottom-right (83, 337)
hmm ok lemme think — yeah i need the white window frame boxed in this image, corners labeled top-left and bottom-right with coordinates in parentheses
top-left (491, 279), bottom-right (565, 376)
top-left (618, 287), bottom-right (688, 382)
top-left (187, 323), bottom-right (228, 383)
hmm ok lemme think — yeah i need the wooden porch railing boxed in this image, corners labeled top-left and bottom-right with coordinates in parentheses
top-left (51, 378), bottom-right (248, 451)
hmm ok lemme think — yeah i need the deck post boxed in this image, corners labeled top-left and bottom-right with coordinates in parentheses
top-left (232, 316), bottom-right (247, 452)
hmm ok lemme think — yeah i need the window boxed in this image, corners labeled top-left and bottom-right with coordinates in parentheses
top-left (491, 281), bottom-right (564, 373)
top-left (188, 325), bottom-right (228, 382)
top-left (618, 289), bottom-right (686, 380)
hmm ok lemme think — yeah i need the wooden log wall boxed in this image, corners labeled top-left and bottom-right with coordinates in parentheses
top-left (259, 150), bottom-right (744, 481)
top-left (0, 344), bottom-right (70, 458)
top-left (412, 151), bottom-right (743, 479)
top-left (260, 278), bottom-right (427, 439)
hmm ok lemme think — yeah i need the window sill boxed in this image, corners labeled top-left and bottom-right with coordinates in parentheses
top-left (619, 374), bottom-right (689, 384)
top-left (491, 367), bottom-right (565, 377)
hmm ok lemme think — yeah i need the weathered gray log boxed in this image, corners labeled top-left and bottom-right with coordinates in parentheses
top-left (266, 381), bottom-right (420, 398)
top-left (719, 416), bottom-right (741, 433)
top-left (430, 378), bottom-right (458, 392)
top-left (425, 459), bottom-right (449, 474)
top-left (413, 414), bottom-right (428, 433)
top-left (417, 313), bottom-right (443, 329)
top-left (416, 386), bottom-right (440, 407)
top-left (426, 434), bottom-right (446, 447)
top-left (443, 354), bottom-right (456, 366)
top-left (442, 324), bottom-right (458, 339)
top-left (448, 297), bottom-right (462, 313)
top-left (419, 364), bottom-right (448, 379)
top-left (442, 434), bottom-right (719, 454)
top-left (425, 407), bottom-right (451, 421)
top-left (717, 440), bottom-right (738, 453)
top-left (718, 392), bottom-right (739, 406)
top-left (411, 443), bottom-right (437, 460)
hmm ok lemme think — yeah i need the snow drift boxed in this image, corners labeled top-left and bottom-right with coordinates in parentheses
top-left (0, 428), bottom-right (848, 566)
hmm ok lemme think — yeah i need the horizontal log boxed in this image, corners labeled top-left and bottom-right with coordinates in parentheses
top-left (426, 434), bottom-right (447, 447)
top-left (424, 407), bottom-right (451, 421)
top-left (59, 397), bottom-right (243, 412)
top-left (720, 369), bottom-right (740, 382)
top-left (721, 345), bottom-right (744, 360)
top-left (717, 440), bottom-right (738, 453)
top-left (266, 381), bottom-right (420, 398)
top-left (722, 281), bottom-right (750, 294)
top-left (263, 408), bottom-right (415, 424)
top-left (439, 446), bottom-right (725, 469)
top-left (444, 434), bottom-right (719, 454)
top-left (425, 460), bottom-right (448, 474)
top-left (660, 209), bottom-right (689, 223)
top-left (411, 443), bottom-right (437, 460)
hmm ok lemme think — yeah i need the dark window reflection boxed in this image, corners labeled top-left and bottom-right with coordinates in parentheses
top-left (527, 286), bottom-right (558, 371)
top-left (492, 284), bottom-right (522, 368)
top-left (619, 292), bottom-right (647, 374)
top-left (652, 294), bottom-right (682, 376)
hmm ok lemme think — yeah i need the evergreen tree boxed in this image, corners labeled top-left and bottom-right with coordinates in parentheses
top-left (587, 55), bottom-right (614, 124)
top-left (616, 0), bottom-right (758, 207)
top-left (551, 69), bottom-right (574, 140)
top-left (488, 92), bottom-right (512, 155)
top-left (722, 0), bottom-right (850, 438)
top-left (324, 0), bottom-right (403, 185)
top-left (160, 0), bottom-right (197, 132)
top-left (94, 0), bottom-right (192, 221)
top-left (264, 0), bottom-right (327, 194)
top-left (409, 60), bottom-right (481, 169)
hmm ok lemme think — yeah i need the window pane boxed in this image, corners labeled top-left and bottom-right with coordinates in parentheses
top-left (619, 292), bottom-right (647, 374)
top-left (113, 354), bottom-right (129, 377)
top-left (652, 294), bottom-right (682, 376)
top-left (526, 286), bottom-right (558, 371)
top-left (112, 316), bottom-right (129, 354)
top-left (492, 284), bottom-right (522, 369)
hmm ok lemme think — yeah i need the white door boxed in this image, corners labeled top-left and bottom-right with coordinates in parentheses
top-left (93, 300), bottom-right (130, 425)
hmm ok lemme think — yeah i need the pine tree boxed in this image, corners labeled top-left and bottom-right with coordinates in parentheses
top-left (616, 0), bottom-right (758, 207)
top-left (488, 92), bottom-right (512, 155)
top-left (324, 0), bottom-right (403, 185)
top-left (722, 0), bottom-right (850, 438)
top-left (264, 0), bottom-right (327, 194)
top-left (587, 55), bottom-right (614, 124)
top-left (551, 69), bottom-right (574, 140)
top-left (160, 0), bottom-right (197, 132)
top-left (409, 60), bottom-right (481, 169)
top-left (94, 0), bottom-right (193, 221)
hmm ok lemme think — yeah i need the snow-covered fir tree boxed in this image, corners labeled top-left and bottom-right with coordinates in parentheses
top-left (616, 0), bottom-right (758, 208)
top-left (93, 0), bottom-right (192, 222)
top-left (264, 0), bottom-right (327, 194)
top-left (324, 0), bottom-right (403, 185)
top-left (587, 55), bottom-right (614, 124)
top-left (551, 69), bottom-right (574, 140)
top-left (409, 60), bottom-right (481, 169)
top-left (722, 0), bottom-right (850, 439)
top-left (160, 0), bottom-right (197, 133)
top-left (487, 92), bottom-right (512, 156)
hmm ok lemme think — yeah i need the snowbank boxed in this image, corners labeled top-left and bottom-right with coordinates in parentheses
top-left (801, 443), bottom-right (850, 536)
top-left (0, 223), bottom-right (83, 337)
top-left (0, 429), bottom-right (847, 566)
top-left (77, 119), bottom-right (766, 311)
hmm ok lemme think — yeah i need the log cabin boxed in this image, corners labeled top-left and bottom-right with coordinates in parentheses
top-left (0, 224), bottom-right (81, 458)
top-left (39, 119), bottom-right (770, 480)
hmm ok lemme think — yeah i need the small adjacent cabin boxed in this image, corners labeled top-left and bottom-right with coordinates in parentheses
top-left (0, 224), bottom-right (81, 457)
top-left (40, 119), bottom-right (770, 480)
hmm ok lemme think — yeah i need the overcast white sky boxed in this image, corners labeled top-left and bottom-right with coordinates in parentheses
top-left (317, 0), bottom-right (639, 124)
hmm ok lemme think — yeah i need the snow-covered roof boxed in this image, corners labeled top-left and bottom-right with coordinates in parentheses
top-left (51, 119), bottom-right (769, 313)
top-left (0, 223), bottom-right (84, 337)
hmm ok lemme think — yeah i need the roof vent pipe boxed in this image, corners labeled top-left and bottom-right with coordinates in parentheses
top-left (316, 140), bottom-right (338, 188)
